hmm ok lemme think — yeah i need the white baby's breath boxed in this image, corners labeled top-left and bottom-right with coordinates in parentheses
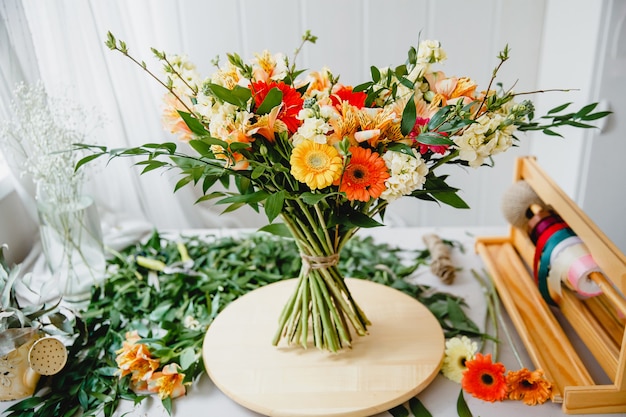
top-left (0, 82), bottom-right (100, 205)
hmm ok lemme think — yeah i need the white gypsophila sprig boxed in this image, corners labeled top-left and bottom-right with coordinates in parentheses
top-left (0, 82), bottom-right (100, 205)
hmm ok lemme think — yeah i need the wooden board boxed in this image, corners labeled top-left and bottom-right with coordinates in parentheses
top-left (202, 278), bottom-right (444, 417)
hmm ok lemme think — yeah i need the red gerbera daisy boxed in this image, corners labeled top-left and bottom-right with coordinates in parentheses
top-left (336, 146), bottom-right (389, 202)
top-left (251, 80), bottom-right (303, 133)
top-left (461, 353), bottom-right (507, 402)
top-left (330, 85), bottom-right (367, 109)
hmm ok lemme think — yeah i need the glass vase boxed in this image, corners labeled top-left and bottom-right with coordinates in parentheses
top-left (36, 193), bottom-right (105, 304)
top-left (272, 202), bottom-right (370, 352)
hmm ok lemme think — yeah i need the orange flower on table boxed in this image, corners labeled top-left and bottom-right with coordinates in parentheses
top-left (337, 146), bottom-right (390, 202)
top-left (506, 368), bottom-right (553, 405)
top-left (147, 363), bottom-right (188, 400)
top-left (290, 140), bottom-right (343, 190)
top-left (115, 331), bottom-right (160, 390)
top-left (461, 352), bottom-right (507, 402)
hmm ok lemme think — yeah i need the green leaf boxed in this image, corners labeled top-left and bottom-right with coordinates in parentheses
top-left (427, 105), bottom-right (453, 130)
top-left (177, 111), bottom-right (209, 136)
top-left (370, 66), bottom-right (381, 83)
top-left (401, 94), bottom-right (417, 136)
top-left (258, 223), bottom-right (292, 238)
top-left (574, 102), bottom-right (598, 118)
top-left (331, 208), bottom-right (383, 228)
top-left (388, 404), bottom-right (409, 417)
top-left (75, 153), bottom-right (105, 172)
top-left (217, 190), bottom-right (269, 205)
top-left (139, 160), bottom-right (169, 174)
top-left (547, 102), bottom-right (572, 114)
top-left (256, 87), bottom-right (283, 115)
top-left (221, 202), bottom-right (245, 214)
top-left (6, 396), bottom-right (45, 411)
top-left (301, 192), bottom-right (327, 205)
top-left (162, 396), bottom-right (173, 415)
top-left (251, 165), bottom-right (265, 179)
top-left (179, 347), bottom-right (196, 370)
top-left (432, 190), bottom-right (469, 209)
top-left (174, 176), bottom-right (194, 192)
top-left (387, 142), bottom-right (416, 156)
top-left (264, 190), bottom-right (285, 223)
top-left (409, 397), bottom-right (433, 417)
top-left (582, 110), bottom-right (611, 121)
top-left (542, 128), bottom-right (562, 137)
top-left (415, 132), bottom-right (454, 146)
top-left (353, 81), bottom-right (373, 92)
top-left (457, 390), bottom-right (474, 417)
top-left (206, 83), bottom-right (251, 108)
top-left (188, 139), bottom-right (212, 155)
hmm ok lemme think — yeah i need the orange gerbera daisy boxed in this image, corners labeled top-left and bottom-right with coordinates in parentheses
top-left (506, 368), bottom-right (552, 405)
top-left (461, 353), bottom-right (507, 402)
top-left (337, 146), bottom-right (389, 202)
top-left (251, 80), bottom-right (303, 133)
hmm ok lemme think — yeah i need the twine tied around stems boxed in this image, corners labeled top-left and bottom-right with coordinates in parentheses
top-left (300, 252), bottom-right (339, 276)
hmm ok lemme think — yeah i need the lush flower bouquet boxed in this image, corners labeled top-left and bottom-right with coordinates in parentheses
top-left (79, 32), bottom-right (608, 352)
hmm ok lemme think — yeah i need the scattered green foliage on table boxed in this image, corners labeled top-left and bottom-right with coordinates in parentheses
top-left (4, 230), bottom-right (481, 417)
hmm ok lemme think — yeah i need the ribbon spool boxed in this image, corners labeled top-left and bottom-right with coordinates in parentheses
top-left (530, 213), bottom-right (604, 306)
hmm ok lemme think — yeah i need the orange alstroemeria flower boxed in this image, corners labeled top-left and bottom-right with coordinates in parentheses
top-left (147, 363), bottom-right (188, 400)
top-left (425, 71), bottom-right (477, 107)
top-left (162, 94), bottom-right (194, 142)
top-left (115, 331), bottom-right (160, 387)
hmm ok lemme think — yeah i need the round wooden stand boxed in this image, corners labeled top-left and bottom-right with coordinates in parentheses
top-left (202, 278), bottom-right (444, 417)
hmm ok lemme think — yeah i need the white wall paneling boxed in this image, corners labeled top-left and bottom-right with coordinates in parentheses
top-left (2, 0), bottom-right (623, 259)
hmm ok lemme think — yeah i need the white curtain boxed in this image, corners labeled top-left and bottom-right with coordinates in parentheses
top-left (2, 0), bottom-right (269, 236)
top-left (2, 0), bottom-right (545, 236)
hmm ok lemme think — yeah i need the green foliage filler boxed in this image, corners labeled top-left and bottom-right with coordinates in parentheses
top-left (4, 230), bottom-right (480, 417)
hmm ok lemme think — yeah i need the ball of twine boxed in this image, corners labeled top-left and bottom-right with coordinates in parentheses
top-left (501, 180), bottom-right (546, 228)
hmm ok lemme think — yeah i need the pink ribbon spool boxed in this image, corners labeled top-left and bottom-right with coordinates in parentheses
top-left (547, 242), bottom-right (603, 299)
top-left (567, 253), bottom-right (603, 297)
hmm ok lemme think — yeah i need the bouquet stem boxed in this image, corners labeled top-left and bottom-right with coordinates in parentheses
top-left (272, 206), bottom-right (370, 352)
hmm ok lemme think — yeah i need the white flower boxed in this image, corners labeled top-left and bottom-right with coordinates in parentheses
top-left (208, 103), bottom-right (250, 141)
top-left (441, 336), bottom-right (478, 383)
top-left (417, 40), bottom-right (447, 64)
top-left (167, 54), bottom-right (201, 94)
top-left (291, 115), bottom-right (330, 146)
top-left (380, 149), bottom-right (428, 202)
top-left (452, 113), bottom-right (516, 168)
top-left (183, 315), bottom-right (201, 330)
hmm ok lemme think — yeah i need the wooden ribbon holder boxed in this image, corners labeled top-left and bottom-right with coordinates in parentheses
top-left (475, 156), bottom-right (626, 414)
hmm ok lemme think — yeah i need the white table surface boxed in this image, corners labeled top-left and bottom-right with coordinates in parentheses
top-left (1, 226), bottom-right (623, 417)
